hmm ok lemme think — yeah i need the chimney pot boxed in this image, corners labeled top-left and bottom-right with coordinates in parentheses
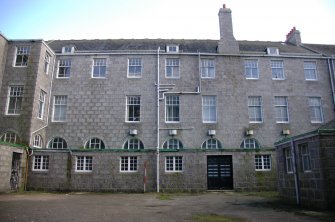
top-left (223, 4), bottom-right (226, 8)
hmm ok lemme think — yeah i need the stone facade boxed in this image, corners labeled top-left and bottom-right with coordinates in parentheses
top-left (275, 122), bottom-right (335, 209)
top-left (0, 5), bottom-right (334, 192)
top-left (0, 144), bottom-right (27, 192)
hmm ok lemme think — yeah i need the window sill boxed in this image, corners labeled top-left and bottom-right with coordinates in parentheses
top-left (120, 171), bottom-right (138, 173)
top-left (126, 121), bottom-right (141, 123)
top-left (246, 77), bottom-right (259, 80)
top-left (272, 78), bottom-right (285, 81)
top-left (255, 169), bottom-right (271, 172)
top-left (32, 170), bottom-right (49, 172)
top-left (75, 171), bottom-right (93, 173)
top-left (165, 171), bottom-right (183, 173)
top-left (276, 121), bottom-right (289, 124)
top-left (305, 79), bottom-right (318, 81)
top-left (127, 76), bottom-right (142, 78)
top-left (13, 65), bottom-right (28, 68)
top-left (5, 114), bottom-right (20, 116)
top-left (91, 77), bottom-right (107, 79)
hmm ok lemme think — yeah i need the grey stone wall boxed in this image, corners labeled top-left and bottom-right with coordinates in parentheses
top-left (276, 134), bottom-right (335, 209)
top-left (0, 34), bottom-right (8, 96)
top-left (0, 41), bottom-right (45, 144)
top-left (0, 144), bottom-right (26, 192)
top-left (28, 150), bottom-right (157, 192)
top-left (28, 149), bottom-right (276, 192)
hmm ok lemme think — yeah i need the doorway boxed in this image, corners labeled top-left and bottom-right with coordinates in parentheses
top-left (207, 155), bottom-right (233, 190)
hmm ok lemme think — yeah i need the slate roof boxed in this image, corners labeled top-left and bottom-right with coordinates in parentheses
top-left (275, 119), bottom-right (335, 145)
top-left (46, 39), bottom-right (323, 55)
top-left (303, 43), bottom-right (335, 56)
top-left (47, 39), bottom-right (219, 53)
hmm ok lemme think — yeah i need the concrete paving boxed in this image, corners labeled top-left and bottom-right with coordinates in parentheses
top-left (0, 192), bottom-right (333, 222)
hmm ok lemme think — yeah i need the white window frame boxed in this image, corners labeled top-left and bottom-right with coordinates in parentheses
top-left (271, 60), bottom-right (285, 80)
top-left (165, 58), bottom-right (180, 78)
top-left (123, 138), bottom-right (144, 150)
top-left (14, 46), bottom-right (30, 67)
top-left (48, 137), bottom-right (67, 149)
top-left (165, 156), bottom-right (183, 172)
top-left (62, 46), bottom-right (75, 54)
top-left (299, 143), bottom-right (312, 172)
top-left (255, 155), bottom-right (271, 171)
top-left (85, 138), bottom-right (105, 149)
top-left (44, 52), bottom-right (50, 74)
top-left (165, 95), bottom-right (180, 123)
top-left (33, 134), bottom-right (43, 148)
top-left (284, 148), bottom-right (293, 174)
top-left (162, 139), bottom-right (183, 149)
top-left (201, 59), bottom-right (215, 78)
top-left (38, 90), bottom-right (46, 120)
top-left (304, 61), bottom-right (318, 81)
top-left (52, 95), bottom-right (67, 122)
top-left (120, 156), bottom-right (138, 172)
top-left (92, 58), bottom-right (107, 78)
top-left (241, 138), bottom-right (260, 149)
top-left (274, 96), bottom-right (289, 123)
top-left (267, 47), bottom-right (279, 55)
top-left (33, 155), bottom-right (49, 171)
top-left (244, 59), bottom-right (259, 79)
top-left (6, 86), bottom-right (24, 115)
top-left (248, 96), bottom-right (263, 123)
top-left (0, 132), bottom-right (19, 144)
top-left (75, 156), bottom-right (93, 172)
top-left (201, 139), bottom-right (222, 149)
top-left (202, 96), bottom-right (217, 123)
top-left (57, 59), bottom-right (71, 78)
top-left (126, 96), bottom-right (141, 122)
top-left (166, 45), bottom-right (179, 53)
top-left (309, 97), bottom-right (323, 123)
top-left (127, 58), bottom-right (142, 78)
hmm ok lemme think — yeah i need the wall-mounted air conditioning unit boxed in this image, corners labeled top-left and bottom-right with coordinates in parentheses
top-left (282, 129), bottom-right (290, 136)
top-left (208, 130), bottom-right (216, 136)
top-left (246, 129), bottom-right (254, 136)
top-left (169, 129), bottom-right (177, 136)
top-left (129, 129), bottom-right (137, 136)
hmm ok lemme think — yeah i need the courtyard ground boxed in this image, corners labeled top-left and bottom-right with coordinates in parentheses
top-left (0, 191), bottom-right (334, 222)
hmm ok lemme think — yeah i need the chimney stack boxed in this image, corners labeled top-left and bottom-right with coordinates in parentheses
top-left (218, 4), bottom-right (239, 54)
top-left (285, 27), bottom-right (301, 45)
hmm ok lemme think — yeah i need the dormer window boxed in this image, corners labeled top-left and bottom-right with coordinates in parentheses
top-left (166, 45), bottom-right (179, 53)
top-left (266, 47), bottom-right (279, 55)
top-left (62, 46), bottom-right (75, 54)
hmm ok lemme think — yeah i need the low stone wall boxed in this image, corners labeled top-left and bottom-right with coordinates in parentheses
top-left (27, 149), bottom-right (277, 192)
top-left (0, 144), bottom-right (27, 192)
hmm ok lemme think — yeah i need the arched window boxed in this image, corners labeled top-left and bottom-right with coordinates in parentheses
top-left (123, 138), bottom-right (144, 150)
top-left (162, 139), bottom-right (183, 149)
top-left (85, 137), bottom-right (105, 149)
top-left (240, 138), bottom-right (260, 149)
top-left (48, 137), bottom-right (67, 149)
top-left (202, 138), bottom-right (222, 149)
top-left (0, 131), bottom-right (19, 144)
top-left (33, 135), bottom-right (43, 148)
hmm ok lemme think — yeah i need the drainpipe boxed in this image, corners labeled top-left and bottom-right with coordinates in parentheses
top-left (327, 58), bottom-right (335, 109)
top-left (156, 47), bottom-right (160, 193)
top-left (290, 139), bottom-right (300, 205)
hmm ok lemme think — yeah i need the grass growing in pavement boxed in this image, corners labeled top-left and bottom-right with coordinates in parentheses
top-left (192, 214), bottom-right (248, 222)
top-left (157, 193), bottom-right (174, 200)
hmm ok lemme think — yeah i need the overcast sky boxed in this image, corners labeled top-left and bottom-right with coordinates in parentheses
top-left (0, 0), bottom-right (334, 44)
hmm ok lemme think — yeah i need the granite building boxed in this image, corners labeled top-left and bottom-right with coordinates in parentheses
top-left (0, 5), bottom-right (334, 192)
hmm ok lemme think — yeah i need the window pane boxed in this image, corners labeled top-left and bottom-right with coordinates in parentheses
top-left (202, 96), bottom-right (216, 122)
top-left (248, 96), bottom-right (262, 122)
top-left (166, 96), bottom-right (179, 122)
top-left (127, 96), bottom-right (141, 122)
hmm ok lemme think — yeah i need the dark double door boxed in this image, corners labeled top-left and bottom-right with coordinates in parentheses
top-left (207, 155), bottom-right (233, 190)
